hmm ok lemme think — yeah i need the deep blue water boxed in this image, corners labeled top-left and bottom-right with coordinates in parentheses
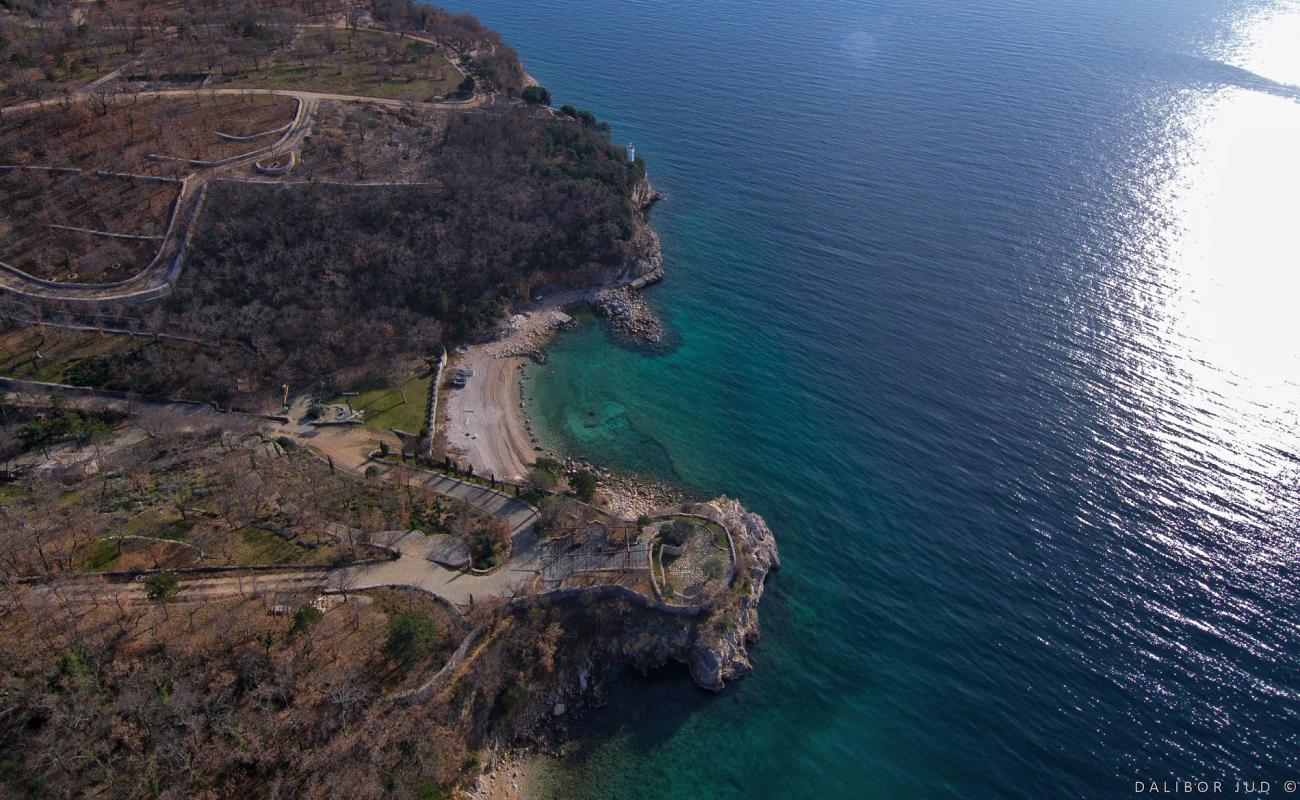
top-left (446, 0), bottom-right (1300, 797)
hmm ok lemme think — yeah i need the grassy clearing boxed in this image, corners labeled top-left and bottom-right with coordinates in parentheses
top-left (219, 30), bottom-right (461, 102)
top-left (84, 540), bottom-right (121, 571)
top-left (122, 509), bottom-right (196, 541)
top-left (234, 527), bottom-right (312, 565)
top-left (0, 326), bottom-right (143, 384)
top-left (332, 374), bottom-right (431, 436)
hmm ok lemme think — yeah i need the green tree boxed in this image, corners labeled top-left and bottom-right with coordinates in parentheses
top-left (660, 518), bottom-right (694, 547)
top-left (521, 84), bottom-right (551, 105)
top-left (526, 467), bottom-right (553, 494)
top-left (455, 75), bottom-right (475, 99)
top-left (384, 611), bottom-right (437, 668)
top-left (570, 469), bottom-right (597, 502)
top-left (532, 457), bottom-right (562, 475)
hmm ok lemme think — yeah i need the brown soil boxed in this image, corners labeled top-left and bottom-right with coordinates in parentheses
top-left (0, 94), bottom-right (297, 176)
top-left (0, 170), bottom-right (180, 282)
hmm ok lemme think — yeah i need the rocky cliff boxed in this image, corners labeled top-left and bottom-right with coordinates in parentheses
top-left (685, 497), bottom-right (782, 688)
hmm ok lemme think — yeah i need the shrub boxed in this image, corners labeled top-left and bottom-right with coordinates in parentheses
top-left (702, 557), bottom-right (726, 580)
top-left (635, 514), bottom-right (652, 530)
top-left (494, 683), bottom-right (522, 717)
top-left (64, 355), bottom-right (114, 387)
top-left (289, 604), bottom-right (323, 636)
top-left (660, 518), bottom-right (694, 547)
top-left (532, 457), bottom-right (562, 475)
top-left (20, 402), bottom-right (114, 450)
top-left (527, 467), bottom-right (555, 493)
top-left (467, 516), bottom-right (511, 569)
top-left (55, 646), bottom-right (92, 690)
top-left (418, 782), bottom-right (450, 800)
top-left (275, 435), bottom-right (297, 451)
top-left (570, 469), bottom-right (597, 502)
top-left (143, 572), bottom-right (180, 602)
top-left (384, 611), bottom-right (438, 668)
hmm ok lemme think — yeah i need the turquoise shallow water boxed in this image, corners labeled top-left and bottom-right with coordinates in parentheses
top-left (446, 0), bottom-right (1300, 797)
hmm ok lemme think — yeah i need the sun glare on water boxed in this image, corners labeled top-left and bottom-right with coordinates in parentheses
top-left (1127, 2), bottom-right (1300, 524)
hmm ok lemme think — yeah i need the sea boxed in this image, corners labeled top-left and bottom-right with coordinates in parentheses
top-left (442, 0), bottom-right (1300, 797)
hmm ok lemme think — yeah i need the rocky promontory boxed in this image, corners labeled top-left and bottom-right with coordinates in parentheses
top-left (457, 496), bottom-right (780, 775)
top-left (591, 284), bottom-right (665, 345)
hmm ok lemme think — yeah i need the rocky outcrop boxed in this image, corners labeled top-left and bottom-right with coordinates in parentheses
top-left (443, 499), bottom-right (776, 788)
top-left (630, 173), bottom-right (664, 211)
top-left (547, 497), bottom-right (777, 693)
top-left (591, 285), bottom-right (664, 345)
top-left (684, 497), bottom-right (781, 688)
top-left (560, 459), bottom-right (690, 517)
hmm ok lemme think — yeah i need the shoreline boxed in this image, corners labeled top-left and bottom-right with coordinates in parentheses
top-left (473, 751), bottom-right (541, 800)
top-left (442, 299), bottom-right (580, 484)
top-left (444, 305), bottom-right (690, 518)
top-left (441, 175), bottom-right (664, 486)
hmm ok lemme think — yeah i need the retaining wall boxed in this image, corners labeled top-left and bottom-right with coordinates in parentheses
top-left (423, 349), bottom-right (446, 459)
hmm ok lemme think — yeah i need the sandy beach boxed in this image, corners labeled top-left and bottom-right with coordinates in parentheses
top-left (441, 298), bottom-right (583, 483)
top-left (443, 348), bottom-right (537, 483)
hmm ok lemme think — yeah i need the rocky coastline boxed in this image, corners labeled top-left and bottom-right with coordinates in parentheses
top-left (590, 283), bottom-right (665, 346)
top-left (559, 457), bottom-right (691, 517)
top-left (466, 175), bottom-right (780, 798)
top-left (472, 497), bottom-right (780, 797)
top-left (589, 174), bottom-right (667, 346)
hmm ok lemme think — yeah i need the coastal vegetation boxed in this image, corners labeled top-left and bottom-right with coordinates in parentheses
top-left (130, 108), bottom-right (642, 402)
top-left (0, 2), bottom-right (778, 798)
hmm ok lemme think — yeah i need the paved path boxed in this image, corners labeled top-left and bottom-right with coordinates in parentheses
top-left (5, 381), bottom-right (546, 605)
top-left (328, 525), bottom-right (541, 604)
top-left (300, 427), bottom-right (544, 603)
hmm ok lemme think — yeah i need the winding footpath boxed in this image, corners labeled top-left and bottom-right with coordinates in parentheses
top-left (1, 60), bottom-right (643, 609)
top-left (0, 85), bottom-right (492, 304)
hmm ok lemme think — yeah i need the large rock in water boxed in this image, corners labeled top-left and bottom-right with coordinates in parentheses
top-left (425, 534), bottom-right (471, 569)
